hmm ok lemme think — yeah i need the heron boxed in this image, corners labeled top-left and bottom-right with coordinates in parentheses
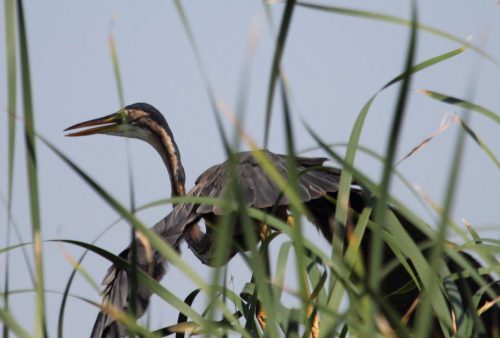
top-left (65, 103), bottom-right (498, 338)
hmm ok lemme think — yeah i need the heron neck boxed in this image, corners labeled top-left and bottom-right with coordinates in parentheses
top-left (142, 122), bottom-right (186, 201)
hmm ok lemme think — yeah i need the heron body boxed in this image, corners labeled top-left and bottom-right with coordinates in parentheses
top-left (65, 103), bottom-right (499, 338)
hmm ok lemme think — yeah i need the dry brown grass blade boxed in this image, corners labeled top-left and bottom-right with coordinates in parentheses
top-left (397, 113), bottom-right (455, 166)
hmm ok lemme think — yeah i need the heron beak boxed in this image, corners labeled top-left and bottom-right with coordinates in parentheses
top-left (64, 113), bottom-right (121, 137)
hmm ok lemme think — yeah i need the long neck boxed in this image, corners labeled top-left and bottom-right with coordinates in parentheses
top-left (141, 121), bottom-right (186, 202)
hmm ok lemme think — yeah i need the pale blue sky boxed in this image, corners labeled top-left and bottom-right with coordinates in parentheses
top-left (1, 1), bottom-right (499, 336)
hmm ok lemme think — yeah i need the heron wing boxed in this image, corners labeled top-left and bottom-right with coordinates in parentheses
top-left (190, 150), bottom-right (341, 216)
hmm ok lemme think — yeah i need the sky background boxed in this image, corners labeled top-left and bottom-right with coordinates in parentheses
top-left (0, 0), bottom-right (499, 336)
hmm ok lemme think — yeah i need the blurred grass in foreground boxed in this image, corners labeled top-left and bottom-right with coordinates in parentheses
top-left (2, 1), bottom-right (499, 337)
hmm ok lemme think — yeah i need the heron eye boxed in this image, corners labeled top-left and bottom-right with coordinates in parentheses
top-left (117, 109), bottom-right (129, 124)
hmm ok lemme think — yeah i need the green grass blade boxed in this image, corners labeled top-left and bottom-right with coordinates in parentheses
top-left (172, 0), bottom-right (231, 153)
top-left (332, 45), bottom-right (465, 261)
top-left (296, 1), bottom-right (499, 67)
top-left (457, 118), bottom-right (500, 168)
top-left (3, 0), bottom-right (17, 337)
top-left (415, 122), bottom-right (472, 337)
top-left (382, 47), bottom-right (465, 90)
top-left (280, 80), bottom-right (310, 326)
top-left (0, 310), bottom-right (31, 338)
top-left (368, 4), bottom-right (418, 335)
top-left (109, 21), bottom-right (125, 107)
top-left (57, 215), bottom-right (124, 338)
top-left (263, 0), bottom-right (296, 148)
top-left (419, 89), bottom-right (500, 124)
top-left (0, 239), bottom-right (209, 327)
top-left (332, 95), bottom-right (375, 262)
top-left (17, 0), bottom-right (46, 336)
top-left (108, 19), bottom-right (140, 334)
top-left (52, 240), bottom-right (204, 323)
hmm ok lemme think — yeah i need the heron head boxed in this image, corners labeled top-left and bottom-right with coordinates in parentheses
top-left (64, 102), bottom-right (170, 141)
top-left (65, 102), bottom-right (186, 196)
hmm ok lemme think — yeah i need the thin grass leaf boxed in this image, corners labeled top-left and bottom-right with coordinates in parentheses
top-left (369, 4), bottom-right (417, 330)
top-left (108, 18), bottom-right (140, 334)
top-left (0, 287), bottom-right (99, 305)
top-left (55, 195), bottom-right (182, 338)
top-left (175, 289), bottom-right (200, 338)
top-left (382, 48), bottom-right (466, 90)
top-left (396, 113), bottom-right (455, 166)
top-left (274, 241), bottom-right (293, 301)
top-left (263, 0), bottom-right (296, 148)
top-left (330, 97), bottom-right (376, 304)
top-left (206, 183), bottom-right (252, 336)
top-left (280, 80), bottom-right (310, 318)
top-left (233, 15), bottom-right (261, 147)
top-left (109, 18), bottom-right (125, 107)
top-left (16, 0), bottom-right (46, 336)
top-left (58, 243), bottom-right (101, 293)
top-left (53, 239), bottom-right (205, 323)
top-left (57, 214), bottom-right (124, 338)
top-left (415, 101), bottom-right (472, 338)
top-left (172, 0), bottom-right (231, 153)
top-left (3, 0), bottom-right (17, 335)
top-left (2, 238), bottom-right (207, 327)
top-left (462, 219), bottom-right (499, 267)
top-left (233, 174), bottom-right (281, 337)
top-left (97, 302), bottom-right (160, 338)
top-left (418, 89), bottom-right (500, 124)
top-left (0, 192), bottom-right (39, 285)
top-left (457, 118), bottom-right (500, 168)
top-left (295, 1), bottom-right (499, 67)
top-left (0, 242), bottom-right (32, 255)
top-left (0, 309), bottom-right (31, 338)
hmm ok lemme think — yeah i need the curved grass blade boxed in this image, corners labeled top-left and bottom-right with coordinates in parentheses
top-left (0, 239), bottom-right (207, 328)
top-left (174, 289), bottom-right (200, 338)
top-left (382, 48), bottom-right (466, 91)
top-left (57, 214), bottom-right (126, 338)
top-left (462, 220), bottom-right (499, 267)
top-left (58, 244), bottom-right (101, 294)
top-left (418, 89), bottom-right (500, 124)
top-left (53, 240), bottom-right (204, 323)
top-left (296, 1), bottom-right (499, 67)
top-left (332, 45), bottom-right (466, 268)
top-left (0, 241), bottom-right (33, 255)
top-left (16, 0), bottom-right (47, 336)
top-left (97, 302), bottom-right (160, 338)
top-left (274, 241), bottom-right (293, 301)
